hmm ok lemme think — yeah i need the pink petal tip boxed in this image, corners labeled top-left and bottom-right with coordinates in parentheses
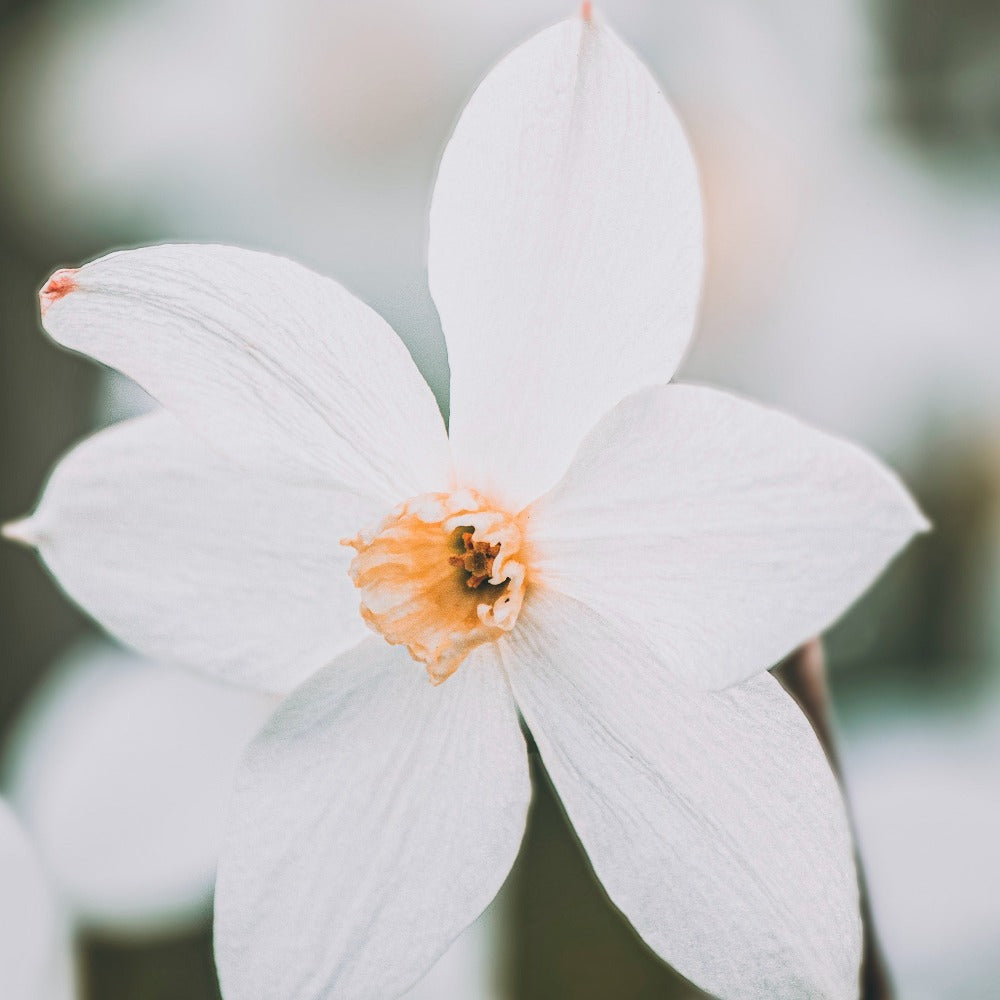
top-left (39, 268), bottom-right (79, 317)
top-left (580, 1), bottom-right (593, 21)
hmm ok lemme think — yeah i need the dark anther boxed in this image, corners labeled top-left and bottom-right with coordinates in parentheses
top-left (449, 531), bottom-right (502, 589)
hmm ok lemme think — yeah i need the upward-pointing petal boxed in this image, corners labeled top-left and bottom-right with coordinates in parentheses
top-left (429, 15), bottom-right (703, 511)
top-left (40, 244), bottom-right (451, 504)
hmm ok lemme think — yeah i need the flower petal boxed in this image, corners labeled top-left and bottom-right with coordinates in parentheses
top-left (429, 16), bottom-right (703, 510)
top-left (529, 384), bottom-right (928, 689)
top-left (215, 639), bottom-right (530, 1000)
top-left (8, 412), bottom-right (378, 694)
top-left (500, 590), bottom-right (862, 1000)
top-left (0, 800), bottom-right (55, 1000)
top-left (40, 244), bottom-right (451, 503)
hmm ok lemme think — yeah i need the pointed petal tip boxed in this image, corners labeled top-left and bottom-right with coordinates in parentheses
top-left (897, 480), bottom-right (932, 537)
top-left (39, 268), bottom-right (79, 317)
top-left (2, 516), bottom-right (40, 546)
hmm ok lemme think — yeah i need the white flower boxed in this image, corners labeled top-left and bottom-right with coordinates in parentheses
top-left (4, 11), bottom-right (927, 1000)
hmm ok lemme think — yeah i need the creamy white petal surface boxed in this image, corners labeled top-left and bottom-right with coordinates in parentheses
top-left (215, 639), bottom-right (530, 1000)
top-left (500, 590), bottom-right (862, 1000)
top-left (0, 800), bottom-right (54, 1000)
top-left (11, 412), bottom-right (378, 693)
top-left (429, 17), bottom-right (703, 510)
top-left (40, 243), bottom-right (451, 503)
top-left (529, 383), bottom-right (928, 689)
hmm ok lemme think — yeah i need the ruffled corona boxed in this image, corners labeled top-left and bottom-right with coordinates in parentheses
top-left (343, 490), bottom-right (528, 683)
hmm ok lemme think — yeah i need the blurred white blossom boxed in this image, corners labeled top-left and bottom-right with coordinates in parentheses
top-left (0, 798), bottom-right (74, 1000)
top-left (3, 639), bottom-right (273, 934)
top-left (841, 689), bottom-right (1000, 999)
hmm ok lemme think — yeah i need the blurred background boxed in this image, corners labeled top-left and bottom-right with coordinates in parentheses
top-left (1, 0), bottom-right (998, 997)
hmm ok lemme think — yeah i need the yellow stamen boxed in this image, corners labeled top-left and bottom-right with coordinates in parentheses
top-left (343, 490), bottom-right (528, 684)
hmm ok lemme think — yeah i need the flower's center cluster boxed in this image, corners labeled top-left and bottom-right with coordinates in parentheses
top-left (343, 490), bottom-right (528, 683)
top-left (449, 532), bottom-right (501, 589)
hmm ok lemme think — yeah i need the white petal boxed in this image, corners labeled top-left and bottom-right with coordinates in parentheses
top-left (12, 412), bottom-right (378, 693)
top-left (0, 800), bottom-right (55, 1000)
top-left (429, 15), bottom-right (703, 510)
top-left (215, 639), bottom-right (530, 1000)
top-left (500, 590), bottom-right (862, 1000)
top-left (2, 638), bottom-right (274, 934)
top-left (529, 384), bottom-right (928, 689)
top-left (40, 244), bottom-right (451, 503)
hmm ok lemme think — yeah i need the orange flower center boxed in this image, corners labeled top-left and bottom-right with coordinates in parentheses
top-left (343, 490), bottom-right (528, 683)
